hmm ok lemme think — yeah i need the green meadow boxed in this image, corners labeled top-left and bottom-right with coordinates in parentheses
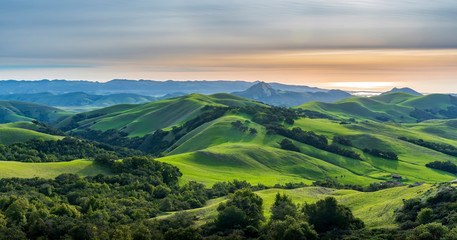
top-left (0, 159), bottom-right (111, 179)
top-left (156, 184), bottom-right (434, 228)
top-left (0, 122), bottom-right (63, 145)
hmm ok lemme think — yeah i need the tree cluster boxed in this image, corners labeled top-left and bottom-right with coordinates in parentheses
top-left (362, 148), bottom-right (398, 160)
top-left (425, 161), bottom-right (457, 174)
top-left (267, 125), bottom-right (361, 160)
top-left (399, 137), bottom-right (457, 157)
top-left (0, 137), bottom-right (143, 162)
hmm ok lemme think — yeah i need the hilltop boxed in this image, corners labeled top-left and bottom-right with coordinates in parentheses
top-left (382, 87), bottom-right (422, 96)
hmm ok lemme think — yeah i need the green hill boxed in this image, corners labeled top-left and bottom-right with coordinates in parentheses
top-left (47, 92), bottom-right (457, 187)
top-left (158, 184), bottom-right (433, 228)
top-left (56, 93), bottom-right (263, 137)
top-left (0, 100), bottom-right (69, 123)
top-left (157, 113), bottom-right (457, 186)
top-left (0, 159), bottom-right (111, 179)
top-left (297, 92), bottom-right (457, 123)
top-left (0, 122), bottom-right (63, 145)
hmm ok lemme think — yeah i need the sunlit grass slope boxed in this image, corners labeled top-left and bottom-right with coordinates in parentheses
top-left (157, 184), bottom-right (433, 228)
top-left (297, 92), bottom-right (457, 123)
top-left (159, 143), bottom-right (378, 186)
top-left (0, 159), bottom-right (111, 179)
top-left (0, 100), bottom-right (69, 123)
top-left (158, 112), bottom-right (457, 186)
top-left (0, 122), bottom-right (62, 145)
top-left (258, 184), bottom-right (433, 228)
top-left (56, 93), bottom-right (262, 137)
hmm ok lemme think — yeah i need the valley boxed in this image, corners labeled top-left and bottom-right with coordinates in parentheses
top-left (1, 89), bottom-right (457, 239)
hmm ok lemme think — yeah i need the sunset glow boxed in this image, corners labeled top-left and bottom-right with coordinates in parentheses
top-left (1, 1), bottom-right (457, 92)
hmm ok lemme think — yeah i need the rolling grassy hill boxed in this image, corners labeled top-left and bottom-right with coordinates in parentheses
top-left (50, 92), bottom-right (457, 187)
top-left (157, 113), bottom-right (457, 186)
top-left (56, 93), bottom-right (263, 136)
top-left (10, 92), bottom-right (454, 189)
top-left (0, 122), bottom-right (63, 145)
top-left (297, 92), bottom-right (457, 123)
top-left (0, 159), bottom-right (111, 179)
top-left (0, 100), bottom-right (69, 123)
top-left (157, 184), bottom-right (434, 228)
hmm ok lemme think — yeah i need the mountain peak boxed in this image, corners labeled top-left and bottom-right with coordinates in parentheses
top-left (238, 82), bottom-right (277, 98)
top-left (382, 87), bottom-right (422, 96)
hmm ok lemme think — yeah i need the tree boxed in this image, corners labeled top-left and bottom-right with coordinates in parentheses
top-left (302, 197), bottom-right (364, 232)
top-left (407, 223), bottom-right (449, 240)
top-left (417, 208), bottom-right (433, 224)
top-left (265, 216), bottom-right (317, 240)
top-left (271, 193), bottom-right (297, 221)
top-left (216, 206), bottom-right (249, 229)
top-left (5, 197), bottom-right (29, 225)
top-left (164, 227), bottom-right (203, 240)
top-left (280, 139), bottom-right (300, 152)
top-left (216, 189), bottom-right (264, 228)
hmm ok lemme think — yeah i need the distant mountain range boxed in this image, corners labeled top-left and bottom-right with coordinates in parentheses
top-left (0, 92), bottom-right (187, 107)
top-left (0, 79), bottom-right (328, 95)
top-left (232, 82), bottom-right (352, 106)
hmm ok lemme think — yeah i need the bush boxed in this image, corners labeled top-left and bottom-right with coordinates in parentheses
top-left (279, 139), bottom-right (300, 152)
top-left (302, 197), bottom-right (364, 232)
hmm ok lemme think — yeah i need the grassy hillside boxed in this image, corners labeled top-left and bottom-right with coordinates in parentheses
top-left (297, 92), bottom-right (457, 123)
top-left (0, 122), bottom-right (63, 145)
top-left (0, 100), bottom-right (69, 123)
top-left (157, 184), bottom-right (433, 228)
top-left (0, 159), bottom-right (111, 179)
top-left (56, 93), bottom-right (262, 137)
top-left (157, 112), bottom-right (457, 186)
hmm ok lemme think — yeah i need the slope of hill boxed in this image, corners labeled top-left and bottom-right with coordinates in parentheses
top-left (156, 112), bottom-right (457, 186)
top-left (39, 92), bottom-right (457, 188)
top-left (0, 122), bottom-right (63, 145)
top-left (298, 92), bottom-right (457, 122)
top-left (162, 184), bottom-right (433, 229)
top-left (233, 82), bottom-right (352, 106)
top-left (0, 100), bottom-right (69, 123)
top-left (55, 93), bottom-right (263, 137)
top-left (0, 159), bottom-right (111, 179)
top-left (381, 87), bottom-right (422, 96)
top-left (0, 92), bottom-right (159, 107)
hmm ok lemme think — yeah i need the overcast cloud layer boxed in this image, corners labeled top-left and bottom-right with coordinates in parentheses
top-left (1, 0), bottom-right (457, 91)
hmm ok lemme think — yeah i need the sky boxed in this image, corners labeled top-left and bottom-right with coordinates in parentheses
top-left (1, 0), bottom-right (457, 92)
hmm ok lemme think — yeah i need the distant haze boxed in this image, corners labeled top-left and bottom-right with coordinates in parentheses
top-left (1, 1), bottom-right (457, 92)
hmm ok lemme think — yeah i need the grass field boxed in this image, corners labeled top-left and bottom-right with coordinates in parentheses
top-left (155, 184), bottom-right (434, 228)
top-left (0, 122), bottom-right (63, 145)
top-left (0, 160), bottom-right (112, 179)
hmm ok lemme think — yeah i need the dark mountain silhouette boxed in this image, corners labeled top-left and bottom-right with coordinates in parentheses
top-left (232, 82), bottom-right (352, 106)
top-left (382, 87), bottom-right (422, 96)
